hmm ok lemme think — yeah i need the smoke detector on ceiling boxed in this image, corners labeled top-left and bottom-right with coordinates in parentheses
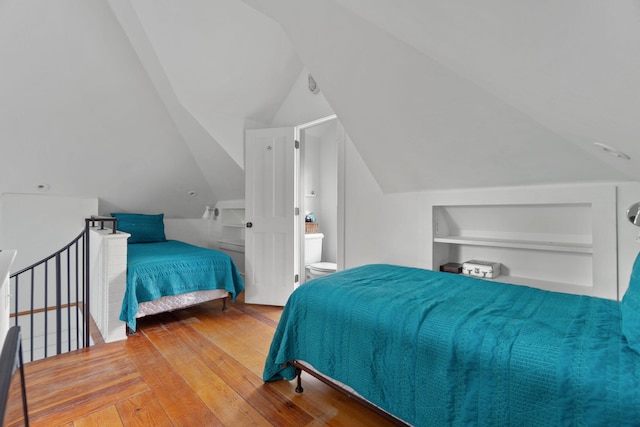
top-left (308, 74), bottom-right (320, 94)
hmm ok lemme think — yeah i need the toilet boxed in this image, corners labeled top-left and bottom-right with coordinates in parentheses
top-left (304, 233), bottom-right (337, 279)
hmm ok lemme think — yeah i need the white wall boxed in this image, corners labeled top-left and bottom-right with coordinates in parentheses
top-left (164, 218), bottom-right (211, 248)
top-left (318, 124), bottom-right (338, 263)
top-left (343, 136), bottom-right (423, 268)
top-left (0, 194), bottom-right (98, 272)
top-left (270, 68), bottom-right (335, 127)
top-left (303, 135), bottom-right (322, 219)
top-left (302, 121), bottom-right (339, 263)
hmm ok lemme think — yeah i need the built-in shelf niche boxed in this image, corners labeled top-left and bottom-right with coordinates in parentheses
top-left (219, 208), bottom-right (245, 227)
top-left (218, 206), bottom-right (246, 248)
top-left (427, 185), bottom-right (617, 300)
top-left (215, 200), bottom-right (245, 275)
top-left (433, 235), bottom-right (593, 253)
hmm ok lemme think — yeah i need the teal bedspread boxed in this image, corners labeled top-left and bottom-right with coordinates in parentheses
top-left (263, 264), bottom-right (640, 426)
top-left (120, 240), bottom-right (244, 331)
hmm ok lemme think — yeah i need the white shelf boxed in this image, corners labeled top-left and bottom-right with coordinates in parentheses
top-left (217, 239), bottom-right (245, 255)
top-left (433, 235), bottom-right (592, 254)
top-left (217, 239), bottom-right (245, 247)
top-left (470, 274), bottom-right (594, 296)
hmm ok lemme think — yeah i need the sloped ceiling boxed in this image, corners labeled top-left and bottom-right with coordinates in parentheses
top-left (106, 0), bottom-right (302, 211)
top-left (0, 0), bottom-right (210, 218)
top-left (243, 0), bottom-right (639, 191)
top-left (1, 0), bottom-right (638, 222)
top-left (0, 0), bottom-right (301, 218)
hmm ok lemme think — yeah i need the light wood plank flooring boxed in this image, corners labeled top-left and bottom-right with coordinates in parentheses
top-left (4, 300), bottom-right (398, 426)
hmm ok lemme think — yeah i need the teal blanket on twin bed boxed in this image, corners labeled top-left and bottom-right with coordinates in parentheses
top-left (263, 264), bottom-right (640, 426)
top-left (120, 240), bottom-right (244, 331)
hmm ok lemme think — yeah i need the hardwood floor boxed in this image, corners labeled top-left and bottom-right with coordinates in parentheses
top-left (4, 300), bottom-right (398, 426)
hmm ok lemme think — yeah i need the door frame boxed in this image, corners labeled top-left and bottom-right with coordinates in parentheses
top-left (295, 114), bottom-right (345, 285)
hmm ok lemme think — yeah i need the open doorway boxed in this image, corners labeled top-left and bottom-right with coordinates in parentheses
top-left (243, 115), bottom-right (343, 305)
top-left (296, 115), bottom-right (339, 285)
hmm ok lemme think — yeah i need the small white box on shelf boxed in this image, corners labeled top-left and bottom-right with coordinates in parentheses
top-left (462, 260), bottom-right (501, 279)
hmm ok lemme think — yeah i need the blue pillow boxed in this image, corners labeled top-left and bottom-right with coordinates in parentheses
top-left (621, 253), bottom-right (640, 353)
top-left (111, 213), bottom-right (166, 244)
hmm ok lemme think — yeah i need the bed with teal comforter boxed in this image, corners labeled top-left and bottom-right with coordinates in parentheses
top-left (263, 263), bottom-right (640, 426)
top-left (120, 240), bottom-right (244, 331)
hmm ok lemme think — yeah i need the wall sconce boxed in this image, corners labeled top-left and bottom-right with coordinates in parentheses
top-left (202, 206), bottom-right (213, 220)
top-left (627, 202), bottom-right (640, 227)
top-left (202, 206), bottom-right (219, 220)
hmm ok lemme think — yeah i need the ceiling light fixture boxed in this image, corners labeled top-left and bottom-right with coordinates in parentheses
top-left (593, 142), bottom-right (631, 160)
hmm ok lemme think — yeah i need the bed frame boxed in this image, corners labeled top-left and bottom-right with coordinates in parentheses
top-left (290, 360), bottom-right (409, 426)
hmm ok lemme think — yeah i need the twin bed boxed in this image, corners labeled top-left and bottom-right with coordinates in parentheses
top-left (111, 213), bottom-right (244, 331)
top-left (263, 261), bottom-right (640, 426)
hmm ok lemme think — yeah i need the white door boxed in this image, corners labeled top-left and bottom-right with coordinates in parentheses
top-left (244, 127), bottom-right (299, 306)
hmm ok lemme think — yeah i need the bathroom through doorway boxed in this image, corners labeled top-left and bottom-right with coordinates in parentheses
top-left (296, 115), bottom-right (340, 285)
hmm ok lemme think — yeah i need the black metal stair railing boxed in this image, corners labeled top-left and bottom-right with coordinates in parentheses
top-left (8, 217), bottom-right (117, 362)
top-left (9, 230), bottom-right (88, 362)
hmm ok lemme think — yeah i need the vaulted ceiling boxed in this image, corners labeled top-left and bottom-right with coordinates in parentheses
top-left (1, 0), bottom-right (637, 218)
